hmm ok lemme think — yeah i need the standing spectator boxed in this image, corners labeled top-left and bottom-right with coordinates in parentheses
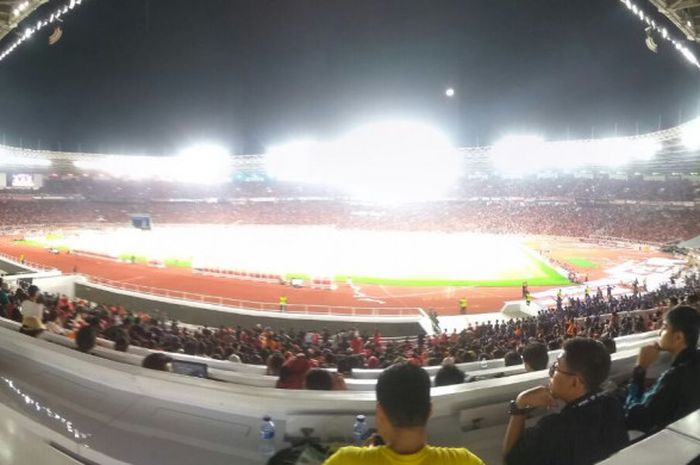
top-left (279, 295), bottom-right (288, 312)
top-left (503, 338), bottom-right (628, 465)
top-left (624, 306), bottom-right (700, 433)
top-left (19, 285), bottom-right (45, 337)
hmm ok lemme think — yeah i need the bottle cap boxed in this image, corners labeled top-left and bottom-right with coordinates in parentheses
top-left (356, 414), bottom-right (366, 421)
top-left (263, 415), bottom-right (271, 421)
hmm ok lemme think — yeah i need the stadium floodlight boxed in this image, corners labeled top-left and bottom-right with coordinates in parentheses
top-left (263, 140), bottom-right (320, 184)
top-left (326, 121), bottom-right (462, 202)
top-left (489, 134), bottom-right (661, 175)
top-left (0, 155), bottom-right (51, 168)
top-left (174, 144), bottom-right (233, 184)
top-left (489, 134), bottom-right (550, 176)
top-left (681, 117), bottom-right (700, 151)
top-left (74, 156), bottom-right (160, 180)
top-left (263, 121), bottom-right (462, 203)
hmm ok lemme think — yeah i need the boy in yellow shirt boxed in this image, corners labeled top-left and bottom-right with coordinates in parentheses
top-left (323, 363), bottom-right (484, 465)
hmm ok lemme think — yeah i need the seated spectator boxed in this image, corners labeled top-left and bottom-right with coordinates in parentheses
top-left (265, 352), bottom-right (284, 376)
top-left (75, 324), bottom-right (98, 353)
top-left (142, 353), bottom-right (173, 371)
top-left (331, 372), bottom-right (347, 391)
top-left (504, 351), bottom-right (523, 367)
top-left (324, 363), bottom-right (484, 464)
top-left (600, 337), bottom-right (616, 354)
top-left (521, 341), bottom-right (548, 372)
top-left (114, 334), bottom-right (130, 352)
top-left (275, 355), bottom-right (311, 389)
top-left (624, 305), bottom-right (700, 433)
top-left (336, 356), bottom-right (354, 378)
top-left (44, 309), bottom-right (65, 335)
top-left (304, 368), bottom-right (334, 390)
top-left (0, 281), bottom-right (10, 315)
top-left (503, 337), bottom-right (628, 465)
top-left (434, 364), bottom-right (466, 387)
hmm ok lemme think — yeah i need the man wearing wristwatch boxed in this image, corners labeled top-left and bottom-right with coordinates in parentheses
top-left (502, 338), bottom-right (628, 465)
top-left (624, 305), bottom-right (700, 433)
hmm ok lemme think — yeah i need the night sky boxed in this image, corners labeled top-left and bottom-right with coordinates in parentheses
top-left (0, 0), bottom-right (698, 155)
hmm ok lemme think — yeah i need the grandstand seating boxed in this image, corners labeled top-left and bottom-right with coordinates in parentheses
top-left (0, 323), bottom-right (679, 465)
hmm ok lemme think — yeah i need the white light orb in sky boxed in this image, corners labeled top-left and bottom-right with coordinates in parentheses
top-left (445, 87), bottom-right (455, 98)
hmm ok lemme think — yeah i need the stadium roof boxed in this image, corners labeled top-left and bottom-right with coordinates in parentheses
top-left (0, 0), bottom-right (45, 43)
top-left (649, 0), bottom-right (700, 42)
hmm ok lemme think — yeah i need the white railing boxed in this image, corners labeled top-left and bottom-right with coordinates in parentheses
top-left (0, 250), bottom-right (56, 272)
top-left (80, 274), bottom-right (424, 317)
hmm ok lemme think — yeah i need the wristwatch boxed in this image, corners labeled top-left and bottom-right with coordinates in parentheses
top-left (508, 400), bottom-right (530, 416)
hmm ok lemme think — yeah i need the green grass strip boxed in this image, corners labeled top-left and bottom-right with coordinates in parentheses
top-left (164, 258), bottom-right (193, 268)
top-left (17, 239), bottom-right (45, 248)
top-left (334, 260), bottom-right (570, 287)
top-left (566, 257), bottom-right (600, 269)
top-left (117, 253), bottom-right (149, 264)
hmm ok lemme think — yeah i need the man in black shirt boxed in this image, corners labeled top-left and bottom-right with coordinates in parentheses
top-left (503, 337), bottom-right (628, 465)
top-left (625, 305), bottom-right (700, 433)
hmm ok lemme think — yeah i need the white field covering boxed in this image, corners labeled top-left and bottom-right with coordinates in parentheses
top-left (30, 225), bottom-right (550, 281)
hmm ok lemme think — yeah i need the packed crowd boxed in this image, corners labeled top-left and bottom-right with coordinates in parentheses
top-left (2, 198), bottom-right (700, 243)
top-left (1, 263), bottom-right (698, 465)
top-left (32, 173), bottom-right (700, 202)
top-left (1, 272), bottom-right (697, 383)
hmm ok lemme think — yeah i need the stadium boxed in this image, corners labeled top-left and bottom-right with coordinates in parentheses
top-left (0, 1), bottom-right (699, 465)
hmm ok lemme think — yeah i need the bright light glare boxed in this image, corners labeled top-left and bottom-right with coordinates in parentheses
top-left (445, 88), bottom-right (455, 97)
top-left (681, 117), bottom-right (700, 150)
top-left (263, 140), bottom-right (319, 184)
top-left (73, 145), bottom-right (233, 184)
top-left (176, 145), bottom-right (233, 184)
top-left (489, 134), bottom-right (661, 175)
top-left (0, 154), bottom-right (51, 167)
top-left (490, 135), bottom-right (547, 176)
top-left (264, 121), bottom-right (462, 203)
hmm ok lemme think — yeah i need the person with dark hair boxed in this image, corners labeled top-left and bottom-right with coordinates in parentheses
top-left (323, 363), bottom-right (483, 465)
top-left (142, 353), bottom-right (173, 371)
top-left (275, 355), bottom-right (311, 389)
top-left (504, 351), bottom-right (523, 367)
top-left (19, 284), bottom-right (45, 337)
top-left (266, 352), bottom-right (285, 376)
top-left (75, 324), bottom-right (98, 353)
top-left (521, 341), bottom-right (548, 372)
top-left (434, 364), bottom-right (466, 387)
top-left (503, 337), bottom-right (628, 465)
top-left (624, 305), bottom-right (700, 433)
top-left (600, 336), bottom-right (616, 354)
top-left (304, 368), bottom-right (334, 390)
top-left (114, 334), bottom-right (130, 352)
top-left (336, 356), bottom-right (353, 378)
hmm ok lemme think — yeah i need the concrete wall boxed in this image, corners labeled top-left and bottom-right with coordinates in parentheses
top-left (75, 282), bottom-right (426, 336)
top-left (0, 258), bottom-right (33, 275)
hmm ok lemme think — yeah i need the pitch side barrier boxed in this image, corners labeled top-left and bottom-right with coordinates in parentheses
top-left (74, 276), bottom-right (428, 337)
top-left (0, 325), bottom-right (666, 465)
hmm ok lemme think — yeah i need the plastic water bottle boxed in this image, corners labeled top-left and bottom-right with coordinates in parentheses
top-left (353, 414), bottom-right (368, 445)
top-left (480, 357), bottom-right (488, 369)
top-left (259, 415), bottom-right (276, 458)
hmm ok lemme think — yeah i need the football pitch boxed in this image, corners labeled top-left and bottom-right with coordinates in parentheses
top-left (24, 225), bottom-right (570, 287)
